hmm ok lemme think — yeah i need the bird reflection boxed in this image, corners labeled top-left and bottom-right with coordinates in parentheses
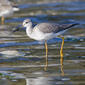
top-left (60, 61), bottom-right (64, 76)
top-left (25, 77), bottom-right (55, 85)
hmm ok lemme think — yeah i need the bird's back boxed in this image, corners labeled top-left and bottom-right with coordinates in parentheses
top-left (34, 23), bottom-right (78, 33)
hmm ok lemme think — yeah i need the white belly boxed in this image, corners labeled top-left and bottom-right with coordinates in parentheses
top-left (0, 9), bottom-right (13, 17)
top-left (30, 29), bottom-right (47, 40)
top-left (29, 29), bottom-right (67, 41)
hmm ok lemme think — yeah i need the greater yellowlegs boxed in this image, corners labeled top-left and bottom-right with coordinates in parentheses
top-left (0, 0), bottom-right (19, 24)
top-left (13, 19), bottom-right (79, 70)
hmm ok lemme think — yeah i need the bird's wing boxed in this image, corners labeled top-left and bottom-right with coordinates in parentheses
top-left (34, 23), bottom-right (78, 33)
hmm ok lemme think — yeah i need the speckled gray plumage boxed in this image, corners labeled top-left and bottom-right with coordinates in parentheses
top-left (34, 23), bottom-right (79, 33)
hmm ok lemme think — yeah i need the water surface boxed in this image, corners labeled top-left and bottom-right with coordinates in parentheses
top-left (0, 0), bottom-right (85, 85)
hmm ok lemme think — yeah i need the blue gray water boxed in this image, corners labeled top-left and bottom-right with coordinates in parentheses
top-left (0, 0), bottom-right (85, 85)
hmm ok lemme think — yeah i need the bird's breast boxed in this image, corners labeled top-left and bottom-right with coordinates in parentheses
top-left (30, 29), bottom-right (54, 41)
top-left (30, 29), bottom-right (45, 41)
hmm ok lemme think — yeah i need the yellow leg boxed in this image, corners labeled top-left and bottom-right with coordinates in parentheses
top-left (44, 41), bottom-right (48, 71)
top-left (60, 37), bottom-right (64, 75)
top-left (1, 16), bottom-right (5, 25)
top-left (60, 37), bottom-right (64, 65)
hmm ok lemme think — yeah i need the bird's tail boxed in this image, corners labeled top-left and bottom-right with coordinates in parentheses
top-left (68, 23), bottom-right (80, 28)
top-left (58, 23), bottom-right (80, 32)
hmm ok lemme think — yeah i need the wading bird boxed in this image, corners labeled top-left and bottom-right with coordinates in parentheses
top-left (0, 0), bottom-right (19, 24)
top-left (13, 19), bottom-right (79, 70)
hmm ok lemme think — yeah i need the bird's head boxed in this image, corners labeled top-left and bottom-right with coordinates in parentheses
top-left (23, 19), bottom-right (32, 27)
top-left (12, 19), bottom-right (32, 32)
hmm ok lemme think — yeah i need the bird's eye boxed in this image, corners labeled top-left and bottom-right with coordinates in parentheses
top-left (25, 22), bottom-right (28, 24)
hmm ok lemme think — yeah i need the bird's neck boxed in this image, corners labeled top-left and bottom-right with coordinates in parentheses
top-left (26, 25), bottom-right (33, 37)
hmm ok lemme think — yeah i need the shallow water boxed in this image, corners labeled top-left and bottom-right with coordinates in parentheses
top-left (0, 0), bottom-right (85, 85)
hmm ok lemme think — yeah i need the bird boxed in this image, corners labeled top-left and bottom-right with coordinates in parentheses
top-left (0, 0), bottom-right (19, 24)
top-left (13, 19), bottom-right (79, 71)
